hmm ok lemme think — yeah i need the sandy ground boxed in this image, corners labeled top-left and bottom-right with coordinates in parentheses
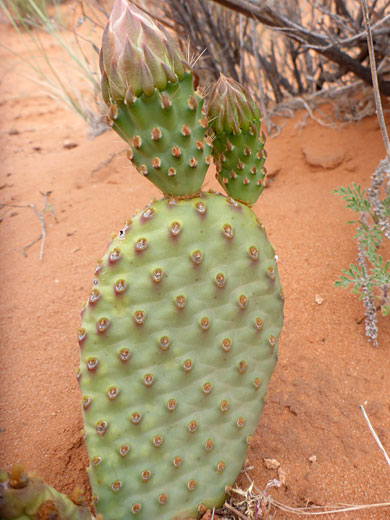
top-left (0, 15), bottom-right (390, 520)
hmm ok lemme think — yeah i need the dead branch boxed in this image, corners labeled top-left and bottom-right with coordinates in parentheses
top-left (222, 502), bottom-right (249, 520)
top-left (250, 19), bottom-right (274, 134)
top-left (234, 472), bottom-right (390, 516)
top-left (90, 148), bottom-right (127, 175)
top-left (360, 0), bottom-right (390, 162)
top-left (208, 0), bottom-right (390, 95)
top-left (360, 404), bottom-right (390, 467)
top-left (0, 191), bottom-right (53, 260)
top-left (156, 0), bottom-right (389, 129)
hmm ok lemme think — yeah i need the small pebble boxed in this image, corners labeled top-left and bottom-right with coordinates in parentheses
top-left (63, 140), bottom-right (79, 150)
top-left (309, 455), bottom-right (317, 463)
top-left (277, 467), bottom-right (286, 486)
top-left (263, 458), bottom-right (280, 470)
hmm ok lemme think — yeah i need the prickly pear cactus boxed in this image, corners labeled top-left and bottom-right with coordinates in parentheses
top-left (78, 2), bottom-right (284, 519)
top-left (0, 466), bottom-right (91, 519)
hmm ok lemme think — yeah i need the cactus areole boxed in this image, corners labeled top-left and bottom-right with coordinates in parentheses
top-left (79, 1), bottom-right (284, 519)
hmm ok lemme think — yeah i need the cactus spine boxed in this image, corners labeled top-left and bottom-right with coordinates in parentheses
top-left (79, 2), bottom-right (284, 519)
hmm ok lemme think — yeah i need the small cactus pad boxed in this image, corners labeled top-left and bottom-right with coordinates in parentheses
top-left (79, 192), bottom-right (283, 520)
top-left (110, 74), bottom-right (211, 196)
top-left (207, 76), bottom-right (266, 205)
top-left (100, 0), bottom-right (210, 197)
top-left (0, 466), bottom-right (91, 519)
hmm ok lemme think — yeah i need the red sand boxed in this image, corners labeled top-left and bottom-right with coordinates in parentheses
top-left (0, 21), bottom-right (389, 520)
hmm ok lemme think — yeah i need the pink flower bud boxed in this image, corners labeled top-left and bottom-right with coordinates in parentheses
top-left (207, 74), bottom-right (260, 135)
top-left (100, 0), bottom-right (187, 103)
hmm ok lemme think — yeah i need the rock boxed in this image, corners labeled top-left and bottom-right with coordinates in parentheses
top-left (267, 166), bottom-right (281, 178)
top-left (64, 140), bottom-right (79, 150)
top-left (302, 145), bottom-right (345, 169)
top-left (200, 512), bottom-right (224, 520)
top-left (309, 455), bottom-right (317, 463)
top-left (315, 294), bottom-right (324, 304)
top-left (263, 458), bottom-right (280, 469)
top-left (277, 467), bottom-right (287, 486)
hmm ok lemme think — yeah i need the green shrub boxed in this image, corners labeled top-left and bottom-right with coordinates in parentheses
top-left (335, 161), bottom-right (390, 346)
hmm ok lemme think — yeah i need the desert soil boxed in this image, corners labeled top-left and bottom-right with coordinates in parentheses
top-left (0, 16), bottom-right (389, 520)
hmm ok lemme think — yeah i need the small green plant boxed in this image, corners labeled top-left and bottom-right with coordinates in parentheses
top-left (335, 162), bottom-right (390, 346)
top-left (334, 0), bottom-right (390, 348)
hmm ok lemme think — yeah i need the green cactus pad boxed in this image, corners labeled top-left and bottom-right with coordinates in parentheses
top-left (212, 121), bottom-right (267, 206)
top-left (110, 73), bottom-right (211, 196)
top-left (207, 75), bottom-right (267, 205)
top-left (0, 467), bottom-right (91, 519)
top-left (78, 191), bottom-right (283, 520)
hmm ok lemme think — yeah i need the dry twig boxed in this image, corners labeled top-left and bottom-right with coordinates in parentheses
top-left (360, 0), bottom-right (390, 162)
top-left (0, 191), bottom-right (54, 260)
top-left (224, 472), bottom-right (390, 518)
top-left (360, 404), bottom-right (390, 468)
top-left (90, 148), bottom-right (127, 175)
top-left (156, 0), bottom-right (390, 130)
top-left (208, 0), bottom-right (390, 95)
top-left (223, 502), bottom-right (250, 520)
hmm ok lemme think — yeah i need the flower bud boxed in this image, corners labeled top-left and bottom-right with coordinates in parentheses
top-left (100, 0), bottom-right (188, 103)
top-left (207, 74), bottom-right (260, 135)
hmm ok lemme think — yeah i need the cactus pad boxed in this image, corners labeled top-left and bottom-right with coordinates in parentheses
top-left (111, 74), bottom-right (211, 196)
top-left (211, 123), bottom-right (267, 206)
top-left (100, 0), bottom-right (210, 197)
top-left (0, 466), bottom-right (91, 519)
top-left (78, 191), bottom-right (283, 520)
top-left (207, 76), bottom-right (267, 205)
